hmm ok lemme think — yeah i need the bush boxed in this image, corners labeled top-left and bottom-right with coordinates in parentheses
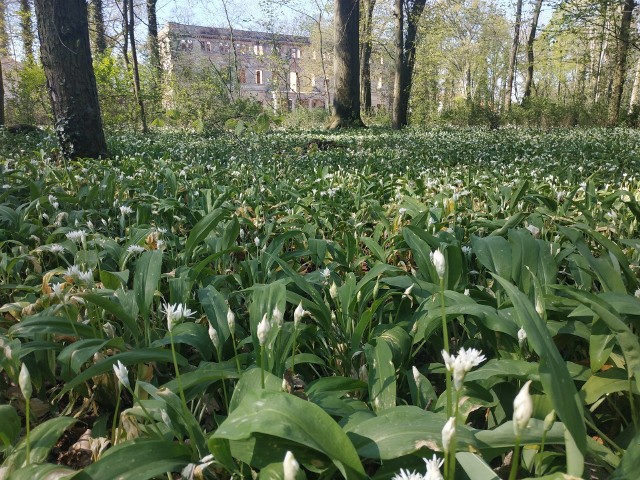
top-left (281, 106), bottom-right (330, 129)
top-left (5, 63), bottom-right (50, 125)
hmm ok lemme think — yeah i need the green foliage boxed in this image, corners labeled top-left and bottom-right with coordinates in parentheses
top-left (4, 63), bottom-right (49, 125)
top-left (1, 127), bottom-right (639, 479)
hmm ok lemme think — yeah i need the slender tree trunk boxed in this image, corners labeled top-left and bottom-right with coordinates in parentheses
top-left (330, 0), bottom-right (363, 128)
top-left (594, 5), bottom-right (608, 103)
top-left (90, 0), bottom-right (107, 55)
top-left (607, 0), bottom-right (635, 126)
top-left (221, 0), bottom-right (239, 96)
top-left (392, 0), bottom-right (426, 129)
top-left (34, 0), bottom-right (107, 158)
top-left (0, 58), bottom-right (4, 127)
top-left (628, 53), bottom-right (640, 115)
top-left (360, 0), bottom-right (375, 114)
top-left (146, 0), bottom-right (161, 76)
top-left (504, 0), bottom-right (523, 111)
top-left (523, 0), bottom-right (543, 101)
top-left (0, 1), bottom-right (7, 127)
top-left (20, 0), bottom-right (35, 63)
top-left (128, 0), bottom-right (148, 133)
top-left (392, 0), bottom-right (404, 129)
top-left (122, 0), bottom-right (129, 66)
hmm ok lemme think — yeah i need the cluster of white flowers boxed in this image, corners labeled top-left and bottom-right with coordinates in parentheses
top-left (126, 244), bottom-right (145, 254)
top-left (120, 205), bottom-right (134, 215)
top-left (165, 303), bottom-right (196, 332)
top-left (48, 194), bottom-right (59, 209)
top-left (391, 455), bottom-right (444, 480)
top-left (66, 230), bottom-right (87, 244)
top-left (64, 265), bottom-right (93, 284)
top-left (442, 347), bottom-right (486, 391)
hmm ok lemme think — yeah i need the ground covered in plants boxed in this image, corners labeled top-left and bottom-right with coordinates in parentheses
top-left (0, 127), bottom-right (639, 480)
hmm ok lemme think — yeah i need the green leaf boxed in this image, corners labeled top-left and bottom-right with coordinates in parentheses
top-left (346, 406), bottom-right (477, 459)
top-left (474, 419), bottom-right (566, 448)
top-left (134, 250), bottom-right (163, 320)
top-left (74, 438), bottom-right (191, 480)
top-left (81, 291), bottom-right (139, 338)
top-left (2, 417), bottom-right (76, 474)
top-left (364, 340), bottom-right (396, 412)
top-left (472, 235), bottom-right (512, 281)
top-left (60, 348), bottom-right (188, 395)
top-left (493, 275), bottom-right (586, 475)
top-left (152, 322), bottom-right (213, 360)
top-left (8, 463), bottom-right (76, 480)
top-left (610, 431), bottom-right (640, 479)
top-left (184, 208), bottom-right (227, 260)
top-left (0, 404), bottom-right (21, 450)
top-left (456, 452), bottom-right (501, 480)
top-left (581, 368), bottom-right (639, 404)
top-left (212, 390), bottom-right (367, 479)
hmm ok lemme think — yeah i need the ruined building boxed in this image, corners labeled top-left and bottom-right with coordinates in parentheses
top-left (158, 22), bottom-right (391, 112)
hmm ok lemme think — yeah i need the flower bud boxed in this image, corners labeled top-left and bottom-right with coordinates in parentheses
top-left (430, 249), bottom-right (446, 279)
top-left (294, 302), bottom-right (305, 329)
top-left (113, 360), bottom-right (130, 390)
top-left (513, 380), bottom-right (533, 436)
top-left (441, 417), bottom-right (456, 453)
top-left (543, 409), bottom-right (556, 432)
top-left (208, 324), bottom-right (220, 352)
top-left (329, 282), bottom-right (338, 300)
top-left (283, 451), bottom-right (300, 480)
top-left (257, 314), bottom-right (270, 346)
top-left (227, 308), bottom-right (235, 335)
top-left (19, 363), bottom-right (32, 400)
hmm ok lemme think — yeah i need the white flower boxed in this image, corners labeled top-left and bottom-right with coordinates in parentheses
top-left (165, 303), bottom-right (195, 332)
top-left (283, 451), bottom-right (299, 480)
top-left (113, 360), bottom-right (130, 389)
top-left (127, 244), bottom-right (145, 254)
top-left (272, 305), bottom-right (283, 327)
top-left (50, 282), bottom-right (64, 298)
top-left (441, 417), bottom-right (456, 453)
top-left (525, 224), bottom-right (540, 238)
top-left (294, 302), bottom-right (306, 329)
top-left (329, 282), bottom-right (338, 299)
top-left (78, 270), bottom-right (93, 283)
top-left (391, 469), bottom-right (424, 480)
top-left (48, 244), bottom-right (65, 254)
top-left (398, 207), bottom-right (407, 216)
top-left (19, 363), bottom-right (32, 400)
top-left (65, 265), bottom-right (81, 278)
top-left (257, 314), bottom-right (271, 346)
top-left (635, 288), bottom-right (640, 299)
top-left (120, 205), bottom-right (133, 215)
top-left (66, 230), bottom-right (87, 244)
top-left (403, 284), bottom-right (414, 299)
top-left (442, 347), bottom-right (486, 391)
top-left (48, 194), bottom-right (59, 209)
top-left (412, 366), bottom-right (421, 386)
top-left (430, 249), bottom-right (446, 279)
top-left (513, 380), bottom-right (533, 436)
top-left (209, 324), bottom-right (220, 351)
top-left (423, 455), bottom-right (444, 480)
top-left (254, 237), bottom-right (260, 247)
top-left (320, 267), bottom-right (330, 280)
top-left (227, 308), bottom-right (236, 335)
top-left (103, 322), bottom-right (116, 338)
top-left (517, 327), bottom-right (527, 347)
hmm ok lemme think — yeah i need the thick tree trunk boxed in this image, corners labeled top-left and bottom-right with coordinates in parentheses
top-left (360, 0), bottom-right (375, 114)
top-left (504, 0), bottom-right (523, 111)
top-left (607, 0), bottom-right (635, 126)
top-left (392, 0), bottom-right (426, 129)
top-left (127, 0), bottom-right (148, 133)
top-left (330, 0), bottom-right (363, 128)
top-left (523, 0), bottom-right (543, 101)
top-left (34, 0), bottom-right (107, 158)
top-left (90, 0), bottom-right (107, 54)
top-left (20, 0), bottom-right (35, 63)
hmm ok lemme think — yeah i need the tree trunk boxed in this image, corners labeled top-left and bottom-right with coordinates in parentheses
top-left (146, 0), bottom-right (161, 75)
top-left (607, 0), bottom-right (635, 126)
top-left (0, 58), bottom-right (4, 127)
top-left (523, 0), bottom-right (543, 101)
top-left (127, 0), bottom-right (148, 133)
top-left (330, 0), bottom-right (363, 128)
top-left (392, 0), bottom-right (404, 129)
top-left (359, 0), bottom-right (375, 114)
top-left (34, 0), bottom-right (107, 158)
top-left (20, 0), bottom-right (35, 63)
top-left (90, 0), bottom-right (107, 54)
top-left (392, 0), bottom-right (426, 129)
top-left (628, 52), bottom-right (640, 115)
top-left (0, 1), bottom-right (6, 127)
top-left (504, 0), bottom-right (523, 111)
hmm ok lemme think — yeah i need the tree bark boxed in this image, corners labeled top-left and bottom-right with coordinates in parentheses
top-left (34, 0), bottom-right (107, 158)
top-left (127, 0), bottom-right (148, 132)
top-left (392, 0), bottom-right (426, 129)
top-left (90, 0), bottom-right (107, 54)
top-left (146, 0), bottom-right (161, 75)
top-left (504, 0), bottom-right (523, 111)
top-left (607, 0), bottom-right (635, 126)
top-left (330, 0), bottom-right (363, 128)
top-left (0, 57), bottom-right (4, 127)
top-left (0, 1), bottom-right (6, 127)
top-left (628, 52), bottom-right (640, 115)
top-left (359, 0), bottom-right (375, 114)
top-left (522, 0), bottom-right (543, 101)
top-left (20, 0), bottom-right (35, 63)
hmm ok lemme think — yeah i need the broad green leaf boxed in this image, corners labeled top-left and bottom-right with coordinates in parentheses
top-left (493, 275), bottom-right (586, 475)
top-left (8, 463), bottom-right (76, 480)
top-left (152, 322), bottom-right (213, 360)
top-left (199, 285), bottom-right (231, 343)
top-left (184, 208), bottom-right (227, 260)
top-left (81, 291), bottom-right (139, 338)
top-left (0, 404), bottom-right (20, 450)
top-left (364, 340), bottom-right (396, 412)
top-left (347, 406), bottom-right (477, 459)
top-left (60, 348), bottom-right (188, 395)
top-left (610, 431), bottom-right (640, 479)
top-left (9, 315), bottom-right (98, 339)
top-left (75, 438), bottom-right (191, 480)
top-left (134, 250), bottom-right (163, 320)
top-left (472, 235), bottom-right (512, 281)
top-left (581, 368), bottom-right (639, 404)
top-left (456, 452), bottom-right (501, 480)
top-left (212, 390), bottom-right (367, 479)
top-left (474, 419), bottom-right (566, 448)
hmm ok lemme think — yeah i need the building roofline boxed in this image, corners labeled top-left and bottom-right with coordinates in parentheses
top-left (160, 22), bottom-right (310, 45)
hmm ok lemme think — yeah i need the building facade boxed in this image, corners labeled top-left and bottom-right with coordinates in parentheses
top-left (158, 22), bottom-right (392, 112)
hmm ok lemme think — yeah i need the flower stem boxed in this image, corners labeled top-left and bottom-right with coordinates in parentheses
top-left (25, 398), bottom-right (31, 465)
top-left (291, 328), bottom-right (297, 375)
top-left (111, 387), bottom-right (122, 447)
top-left (508, 436), bottom-right (522, 480)
top-left (440, 277), bottom-right (452, 417)
top-left (169, 331), bottom-right (189, 417)
top-left (230, 332), bottom-right (241, 375)
top-left (260, 345), bottom-right (266, 389)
